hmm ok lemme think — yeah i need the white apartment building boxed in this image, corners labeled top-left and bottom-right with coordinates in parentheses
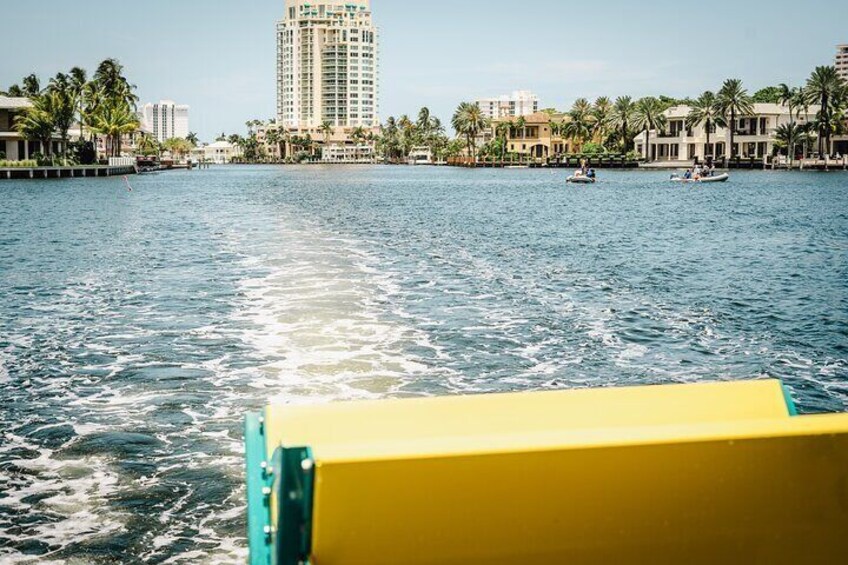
top-left (140, 100), bottom-right (190, 143)
top-left (276, 0), bottom-right (379, 130)
top-left (837, 44), bottom-right (848, 81)
top-left (635, 103), bottom-right (821, 162)
top-left (476, 91), bottom-right (539, 121)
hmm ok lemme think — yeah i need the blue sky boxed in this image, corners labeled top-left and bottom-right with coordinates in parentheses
top-left (2, 0), bottom-right (846, 141)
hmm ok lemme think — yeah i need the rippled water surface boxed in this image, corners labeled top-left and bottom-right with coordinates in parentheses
top-left (1, 166), bottom-right (847, 563)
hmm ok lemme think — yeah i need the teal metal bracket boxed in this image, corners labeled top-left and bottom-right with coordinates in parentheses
top-left (246, 410), bottom-right (274, 565)
top-left (246, 410), bottom-right (315, 565)
top-left (271, 446), bottom-right (315, 565)
top-left (781, 383), bottom-right (799, 416)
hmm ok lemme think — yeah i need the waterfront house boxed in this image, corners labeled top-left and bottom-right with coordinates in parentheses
top-left (408, 146), bottom-right (434, 165)
top-left (634, 103), bottom-right (821, 162)
top-left (193, 140), bottom-right (241, 164)
top-left (0, 96), bottom-right (62, 160)
top-left (321, 143), bottom-right (376, 163)
top-left (485, 112), bottom-right (574, 160)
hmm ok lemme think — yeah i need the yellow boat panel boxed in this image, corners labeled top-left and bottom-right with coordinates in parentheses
top-left (309, 414), bottom-right (848, 565)
top-left (263, 379), bottom-right (792, 460)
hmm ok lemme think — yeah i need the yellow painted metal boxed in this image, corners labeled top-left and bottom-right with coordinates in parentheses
top-left (263, 379), bottom-right (791, 455)
top-left (310, 415), bottom-right (848, 565)
top-left (261, 380), bottom-right (848, 564)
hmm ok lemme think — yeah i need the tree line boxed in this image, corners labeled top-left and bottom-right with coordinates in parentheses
top-left (2, 60), bottom-right (201, 164)
top-left (2, 60), bottom-right (139, 163)
top-left (448, 66), bottom-right (847, 162)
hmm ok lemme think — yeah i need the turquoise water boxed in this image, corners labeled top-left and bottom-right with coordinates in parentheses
top-left (1, 166), bottom-right (846, 563)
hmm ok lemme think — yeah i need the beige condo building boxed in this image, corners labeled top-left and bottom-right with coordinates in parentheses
top-left (836, 44), bottom-right (848, 81)
top-left (276, 0), bottom-right (379, 131)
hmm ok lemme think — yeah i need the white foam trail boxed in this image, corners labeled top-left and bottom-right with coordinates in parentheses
top-left (230, 217), bottom-right (458, 405)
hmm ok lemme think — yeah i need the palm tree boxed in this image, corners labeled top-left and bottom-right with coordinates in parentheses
top-left (69, 67), bottom-right (88, 140)
top-left (89, 99), bottom-right (140, 157)
top-left (686, 91), bottom-right (725, 159)
top-left (591, 97), bottom-right (613, 145)
top-left (451, 102), bottom-right (489, 162)
top-left (319, 120), bottom-right (333, 145)
top-left (93, 59), bottom-right (138, 110)
top-left (609, 96), bottom-right (636, 153)
top-left (417, 107), bottom-right (432, 136)
top-left (136, 133), bottom-right (160, 157)
top-left (379, 117), bottom-right (400, 161)
top-left (495, 121), bottom-right (512, 161)
top-left (351, 126), bottom-right (367, 145)
top-left (265, 128), bottom-right (280, 160)
top-left (46, 74), bottom-right (77, 161)
top-left (397, 115), bottom-right (415, 157)
top-left (774, 123), bottom-right (809, 160)
top-left (716, 79), bottom-right (754, 159)
top-left (562, 98), bottom-right (594, 153)
top-left (3, 84), bottom-right (25, 97)
top-left (22, 74), bottom-right (41, 97)
top-left (16, 93), bottom-right (57, 160)
top-left (776, 84), bottom-right (804, 164)
top-left (804, 66), bottom-right (846, 156)
top-left (186, 132), bottom-right (199, 146)
top-left (633, 97), bottom-right (668, 161)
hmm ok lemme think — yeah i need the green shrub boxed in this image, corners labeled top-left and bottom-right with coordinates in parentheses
top-left (0, 159), bottom-right (38, 168)
top-left (582, 143), bottom-right (606, 155)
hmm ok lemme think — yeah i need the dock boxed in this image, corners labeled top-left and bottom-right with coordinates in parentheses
top-left (0, 164), bottom-right (138, 180)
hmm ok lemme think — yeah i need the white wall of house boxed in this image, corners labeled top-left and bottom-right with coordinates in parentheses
top-left (634, 103), bottom-right (820, 161)
top-left (321, 143), bottom-right (375, 162)
top-left (194, 141), bottom-right (239, 164)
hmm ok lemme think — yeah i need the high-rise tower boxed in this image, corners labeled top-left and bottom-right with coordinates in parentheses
top-left (276, 0), bottom-right (379, 130)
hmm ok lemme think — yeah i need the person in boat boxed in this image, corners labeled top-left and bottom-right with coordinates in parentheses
top-left (587, 168), bottom-right (596, 179)
top-left (683, 169), bottom-right (692, 180)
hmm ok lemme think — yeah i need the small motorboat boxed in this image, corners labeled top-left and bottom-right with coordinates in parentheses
top-left (670, 172), bottom-right (729, 183)
top-left (566, 175), bottom-right (596, 184)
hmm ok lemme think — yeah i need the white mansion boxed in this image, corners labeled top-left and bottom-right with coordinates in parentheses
top-left (634, 103), bottom-right (846, 162)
